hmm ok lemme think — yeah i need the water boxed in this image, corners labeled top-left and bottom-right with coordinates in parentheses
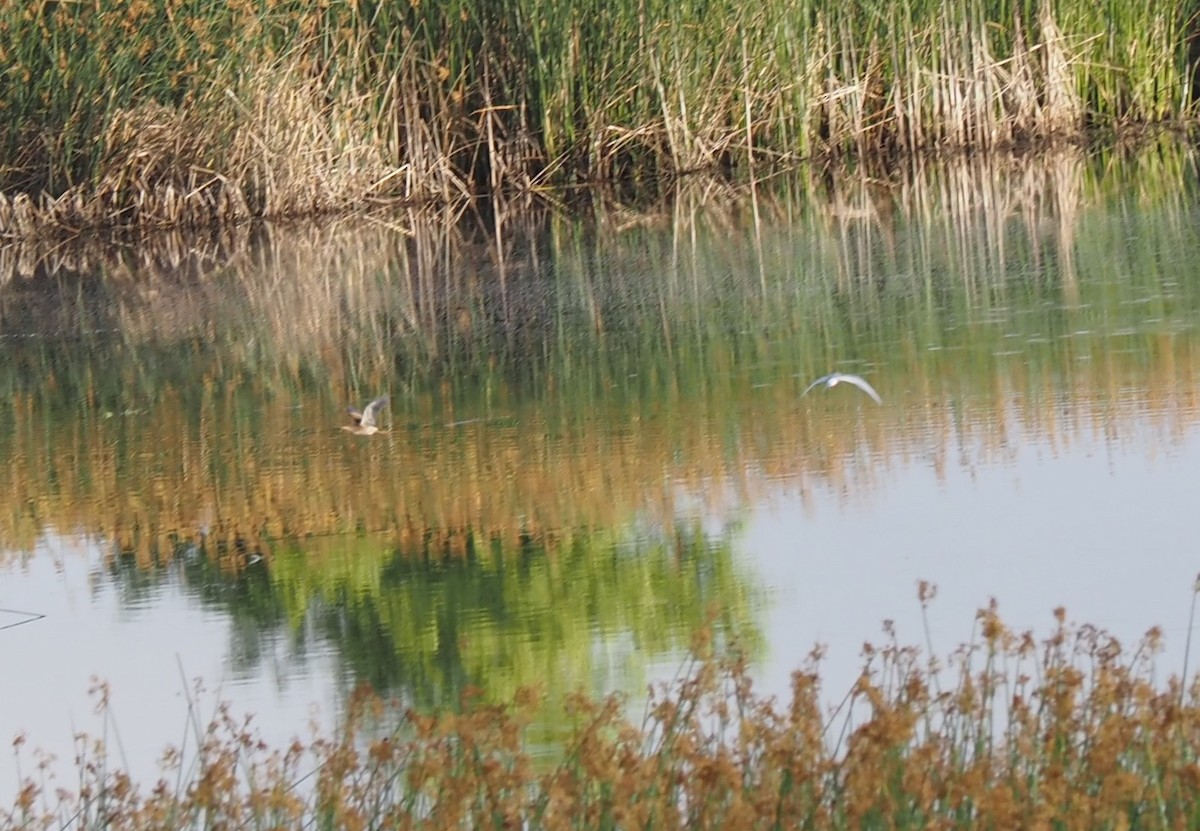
top-left (3, 146), bottom-right (1200, 797)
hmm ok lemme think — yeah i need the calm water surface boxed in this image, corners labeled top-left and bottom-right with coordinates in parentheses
top-left (3, 148), bottom-right (1200, 795)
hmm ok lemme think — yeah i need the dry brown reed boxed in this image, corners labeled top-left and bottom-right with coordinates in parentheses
top-left (0, 60), bottom-right (404, 237)
top-left (6, 604), bottom-right (1200, 830)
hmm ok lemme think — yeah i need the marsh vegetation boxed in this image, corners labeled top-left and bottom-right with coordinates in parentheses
top-left (8, 601), bottom-right (1200, 830)
top-left (1, 0), bottom-right (1198, 234)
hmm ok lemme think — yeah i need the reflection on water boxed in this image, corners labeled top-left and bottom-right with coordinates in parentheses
top-left (4, 142), bottom-right (1200, 795)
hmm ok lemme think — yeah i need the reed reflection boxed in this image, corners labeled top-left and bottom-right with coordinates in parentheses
top-left (0, 141), bottom-right (1196, 563)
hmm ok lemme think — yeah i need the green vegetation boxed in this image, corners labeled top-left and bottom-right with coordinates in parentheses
top-left (0, 0), bottom-right (1198, 234)
top-left (8, 602), bottom-right (1200, 829)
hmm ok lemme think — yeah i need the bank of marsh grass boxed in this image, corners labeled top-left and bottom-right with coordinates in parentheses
top-left (8, 595), bottom-right (1200, 830)
top-left (0, 0), bottom-right (1198, 235)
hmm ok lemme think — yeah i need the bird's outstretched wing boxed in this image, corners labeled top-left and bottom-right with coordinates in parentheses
top-left (839, 374), bottom-right (882, 404)
top-left (359, 394), bottom-right (390, 428)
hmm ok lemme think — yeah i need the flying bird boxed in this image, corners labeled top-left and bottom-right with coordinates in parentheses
top-left (342, 394), bottom-right (390, 435)
top-left (800, 373), bottom-right (882, 404)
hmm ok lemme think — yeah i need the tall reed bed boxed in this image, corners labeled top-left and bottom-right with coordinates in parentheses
top-left (0, 0), bottom-right (1197, 234)
top-left (7, 601), bottom-right (1200, 829)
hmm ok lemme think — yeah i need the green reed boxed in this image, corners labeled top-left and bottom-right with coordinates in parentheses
top-left (1, 0), bottom-right (1197, 232)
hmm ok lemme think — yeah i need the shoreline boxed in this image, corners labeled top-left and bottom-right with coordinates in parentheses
top-left (0, 125), bottom-right (1193, 242)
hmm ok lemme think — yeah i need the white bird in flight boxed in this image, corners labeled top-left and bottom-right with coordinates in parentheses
top-left (800, 372), bottom-right (882, 404)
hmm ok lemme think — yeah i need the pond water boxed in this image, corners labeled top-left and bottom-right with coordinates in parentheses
top-left (3, 145), bottom-right (1200, 797)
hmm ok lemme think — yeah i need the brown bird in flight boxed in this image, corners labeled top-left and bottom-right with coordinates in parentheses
top-left (342, 394), bottom-right (390, 435)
